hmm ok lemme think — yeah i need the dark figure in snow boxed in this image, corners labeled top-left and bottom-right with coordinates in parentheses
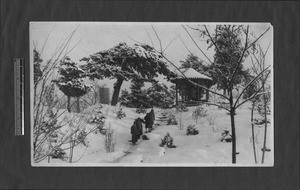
top-left (135, 117), bottom-right (144, 139)
top-left (130, 120), bottom-right (139, 145)
top-left (144, 111), bottom-right (154, 133)
top-left (150, 108), bottom-right (155, 129)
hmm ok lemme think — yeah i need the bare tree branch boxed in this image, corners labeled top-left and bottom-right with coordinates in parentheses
top-left (131, 26), bottom-right (235, 101)
top-left (163, 35), bottom-right (180, 52)
top-left (234, 66), bottom-right (271, 108)
top-left (236, 89), bottom-right (269, 109)
top-left (246, 27), bottom-right (270, 51)
top-left (260, 43), bottom-right (271, 58)
top-left (204, 25), bottom-right (223, 56)
top-left (151, 25), bottom-right (163, 53)
top-left (128, 35), bottom-right (144, 44)
top-left (146, 29), bottom-right (154, 47)
top-left (71, 146), bottom-right (88, 163)
top-left (143, 26), bottom-right (229, 100)
top-left (186, 25), bottom-right (201, 32)
top-left (228, 25), bottom-right (249, 87)
top-left (65, 37), bottom-right (83, 55)
top-left (178, 35), bottom-right (193, 55)
top-left (203, 102), bottom-right (230, 112)
top-left (182, 25), bottom-right (214, 65)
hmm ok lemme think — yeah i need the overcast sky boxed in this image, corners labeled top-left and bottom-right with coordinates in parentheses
top-left (30, 22), bottom-right (273, 93)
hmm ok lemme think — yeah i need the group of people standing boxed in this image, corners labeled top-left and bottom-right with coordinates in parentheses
top-left (130, 109), bottom-right (155, 145)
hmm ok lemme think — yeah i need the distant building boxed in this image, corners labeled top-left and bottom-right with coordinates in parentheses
top-left (99, 86), bottom-right (110, 104)
top-left (170, 68), bottom-right (213, 106)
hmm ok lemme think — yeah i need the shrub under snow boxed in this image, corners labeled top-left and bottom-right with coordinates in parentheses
top-left (166, 112), bottom-right (178, 125)
top-left (116, 108), bottom-right (126, 119)
top-left (88, 106), bottom-right (107, 134)
top-left (221, 130), bottom-right (232, 142)
top-left (186, 124), bottom-right (199, 136)
top-left (159, 133), bottom-right (176, 148)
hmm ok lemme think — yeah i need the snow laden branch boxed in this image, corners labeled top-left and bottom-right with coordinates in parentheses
top-left (80, 42), bottom-right (176, 106)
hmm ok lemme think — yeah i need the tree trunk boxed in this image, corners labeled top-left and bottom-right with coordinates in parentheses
top-left (179, 112), bottom-right (183, 130)
top-left (230, 107), bottom-right (237, 164)
top-left (69, 134), bottom-right (74, 163)
top-left (111, 78), bottom-right (124, 106)
top-left (76, 97), bottom-right (80, 113)
top-left (67, 96), bottom-right (71, 112)
top-left (69, 142), bottom-right (73, 163)
top-left (229, 92), bottom-right (237, 164)
top-left (251, 102), bottom-right (258, 164)
top-left (261, 86), bottom-right (268, 164)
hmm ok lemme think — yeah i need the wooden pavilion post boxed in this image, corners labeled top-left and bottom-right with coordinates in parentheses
top-left (206, 89), bottom-right (209, 101)
top-left (205, 83), bottom-right (209, 101)
top-left (182, 82), bottom-right (185, 103)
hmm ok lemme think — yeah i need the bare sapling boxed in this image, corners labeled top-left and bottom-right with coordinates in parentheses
top-left (33, 26), bottom-right (91, 163)
top-left (104, 124), bottom-right (116, 153)
top-left (207, 113), bottom-right (219, 132)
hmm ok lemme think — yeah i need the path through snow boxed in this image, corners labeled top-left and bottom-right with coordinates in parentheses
top-left (111, 111), bottom-right (167, 163)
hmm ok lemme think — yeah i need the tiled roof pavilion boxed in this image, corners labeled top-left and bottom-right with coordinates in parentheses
top-left (172, 68), bottom-right (212, 80)
top-left (171, 68), bottom-right (213, 106)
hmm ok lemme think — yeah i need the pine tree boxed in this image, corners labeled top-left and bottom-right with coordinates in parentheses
top-left (129, 79), bottom-right (148, 107)
top-left (119, 89), bottom-right (131, 107)
top-left (53, 57), bottom-right (90, 112)
top-left (119, 79), bottom-right (149, 108)
top-left (146, 82), bottom-right (175, 108)
top-left (180, 53), bottom-right (210, 74)
top-left (81, 43), bottom-right (175, 106)
top-left (204, 25), bottom-right (250, 95)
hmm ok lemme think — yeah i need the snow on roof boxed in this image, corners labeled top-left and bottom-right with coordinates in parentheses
top-left (174, 68), bottom-right (212, 80)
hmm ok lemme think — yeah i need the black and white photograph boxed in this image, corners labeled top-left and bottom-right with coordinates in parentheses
top-left (30, 22), bottom-right (273, 167)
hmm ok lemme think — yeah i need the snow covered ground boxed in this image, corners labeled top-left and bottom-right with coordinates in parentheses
top-left (33, 103), bottom-right (273, 167)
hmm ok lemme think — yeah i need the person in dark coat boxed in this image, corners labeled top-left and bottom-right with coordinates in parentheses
top-left (130, 120), bottom-right (139, 144)
top-left (149, 108), bottom-right (155, 130)
top-left (144, 112), bottom-right (152, 133)
top-left (135, 117), bottom-right (144, 139)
